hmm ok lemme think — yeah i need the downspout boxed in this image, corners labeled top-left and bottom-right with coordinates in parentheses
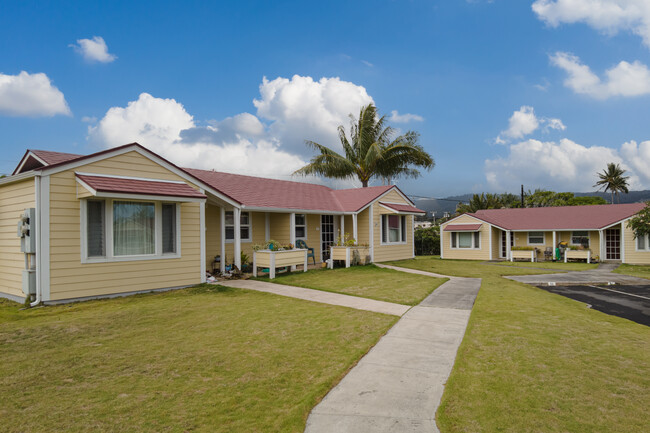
top-left (31, 175), bottom-right (42, 307)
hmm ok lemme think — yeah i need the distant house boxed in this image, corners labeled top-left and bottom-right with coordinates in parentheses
top-left (440, 204), bottom-right (649, 264)
top-left (415, 221), bottom-right (433, 229)
top-left (0, 143), bottom-right (424, 304)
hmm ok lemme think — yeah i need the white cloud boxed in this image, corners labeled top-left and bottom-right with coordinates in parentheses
top-left (550, 51), bottom-right (650, 99)
top-left (532, 0), bottom-right (650, 48)
top-left (88, 92), bottom-right (306, 178)
top-left (253, 75), bottom-right (374, 154)
top-left (544, 117), bottom-right (566, 132)
top-left (390, 110), bottom-right (424, 123)
top-left (485, 138), bottom-right (647, 191)
top-left (361, 60), bottom-right (374, 67)
top-left (81, 116), bottom-right (97, 123)
top-left (499, 106), bottom-right (539, 142)
top-left (0, 71), bottom-right (70, 117)
top-left (70, 36), bottom-right (117, 63)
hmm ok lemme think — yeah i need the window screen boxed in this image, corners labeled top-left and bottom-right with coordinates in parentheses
top-left (87, 200), bottom-right (105, 257)
top-left (162, 203), bottom-right (176, 254)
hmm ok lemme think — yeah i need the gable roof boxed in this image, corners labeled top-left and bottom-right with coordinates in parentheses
top-left (467, 203), bottom-right (645, 231)
top-left (379, 202), bottom-right (426, 215)
top-left (8, 142), bottom-right (423, 214)
top-left (185, 168), bottom-right (407, 213)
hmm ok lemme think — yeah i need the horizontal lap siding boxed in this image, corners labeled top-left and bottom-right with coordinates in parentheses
top-left (0, 179), bottom-right (35, 298)
top-left (304, 214), bottom-right (321, 262)
top-left (357, 209), bottom-right (370, 246)
top-left (623, 223), bottom-right (650, 264)
top-left (373, 191), bottom-right (416, 262)
top-left (441, 214), bottom-right (490, 260)
top-left (48, 152), bottom-right (202, 301)
top-left (492, 227), bottom-right (501, 259)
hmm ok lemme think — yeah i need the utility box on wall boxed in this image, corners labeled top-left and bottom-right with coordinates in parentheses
top-left (17, 208), bottom-right (36, 254)
top-left (22, 269), bottom-right (36, 296)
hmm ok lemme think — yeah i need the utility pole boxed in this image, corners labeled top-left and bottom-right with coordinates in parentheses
top-left (521, 184), bottom-right (525, 207)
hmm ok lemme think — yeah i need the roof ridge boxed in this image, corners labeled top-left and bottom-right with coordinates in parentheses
top-left (185, 167), bottom-right (336, 190)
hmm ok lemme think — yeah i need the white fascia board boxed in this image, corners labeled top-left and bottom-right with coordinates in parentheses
top-left (0, 171), bottom-right (36, 186)
top-left (14, 151), bottom-right (48, 174)
top-left (354, 187), bottom-right (415, 214)
top-left (441, 213), bottom-right (506, 231)
top-left (600, 219), bottom-right (628, 230)
top-left (75, 177), bottom-right (97, 195)
top-left (75, 171), bottom-right (187, 184)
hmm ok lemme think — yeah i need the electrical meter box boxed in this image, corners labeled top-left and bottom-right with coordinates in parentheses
top-left (17, 208), bottom-right (36, 253)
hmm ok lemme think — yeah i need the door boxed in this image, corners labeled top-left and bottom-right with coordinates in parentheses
top-left (321, 215), bottom-right (335, 261)
top-left (500, 230), bottom-right (513, 258)
top-left (605, 228), bottom-right (621, 260)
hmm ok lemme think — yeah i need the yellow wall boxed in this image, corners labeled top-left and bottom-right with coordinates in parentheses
top-left (48, 151), bottom-right (202, 301)
top-left (491, 226), bottom-right (502, 259)
top-left (623, 221), bottom-right (650, 265)
top-left (373, 190), bottom-right (415, 262)
top-left (441, 214), bottom-right (491, 260)
top-left (0, 178), bottom-right (35, 299)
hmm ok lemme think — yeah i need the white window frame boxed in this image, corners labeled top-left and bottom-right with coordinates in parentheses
top-left (295, 214), bottom-right (307, 240)
top-left (380, 214), bottom-right (408, 245)
top-left (571, 231), bottom-right (590, 247)
top-left (80, 198), bottom-right (181, 264)
top-left (636, 233), bottom-right (650, 251)
top-left (450, 231), bottom-right (481, 250)
top-left (225, 210), bottom-right (252, 243)
top-left (527, 231), bottom-right (545, 245)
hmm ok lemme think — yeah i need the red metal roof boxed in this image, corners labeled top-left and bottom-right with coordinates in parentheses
top-left (379, 202), bottom-right (426, 214)
top-left (444, 223), bottom-right (482, 232)
top-left (185, 168), bottom-right (401, 212)
top-left (76, 174), bottom-right (206, 199)
top-left (469, 203), bottom-right (645, 230)
top-left (32, 150), bottom-right (83, 165)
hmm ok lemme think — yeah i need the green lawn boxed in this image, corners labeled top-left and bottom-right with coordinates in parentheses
top-left (614, 263), bottom-right (650, 280)
top-left (0, 285), bottom-right (396, 433)
top-left (388, 256), bottom-right (650, 433)
top-left (488, 260), bottom-right (598, 271)
top-left (256, 265), bottom-right (447, 305)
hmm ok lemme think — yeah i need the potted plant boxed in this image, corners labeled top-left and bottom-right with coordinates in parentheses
top-left (565, 245), bottom-right (591, 263)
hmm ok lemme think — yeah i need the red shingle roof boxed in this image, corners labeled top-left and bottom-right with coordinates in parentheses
top-left (444, 223), bottom-right (482, 231)
top-left (379, 202), bottom-right (426, 214)
top-left (76, 174), bottom-right (206, 199)
top-left (469, 203), bottom-right (645, 230)
top-left (185, 168), bottom-right (405, 212)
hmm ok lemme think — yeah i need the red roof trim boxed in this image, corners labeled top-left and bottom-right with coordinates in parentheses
top-left (379, 202), bottom-right (426, 214)
top-left (443, 223), bottom-right (482, 232)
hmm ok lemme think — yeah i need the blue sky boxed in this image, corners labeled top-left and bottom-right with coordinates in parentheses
top-left (1, 0), bottom-right (650, 197)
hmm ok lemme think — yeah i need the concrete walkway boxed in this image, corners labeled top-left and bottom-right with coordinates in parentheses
top-left (305, 266), bottom-right (481, 433)
top-left (217, 279), bottom-right (411, 316)
top-left (505, 262), bottom-right (650, 286)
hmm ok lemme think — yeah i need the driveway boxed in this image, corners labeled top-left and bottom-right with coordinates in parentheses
top-left (505, 263), bottom-right (650, 286)
top-left (536, 284), bottom-right (650, 326)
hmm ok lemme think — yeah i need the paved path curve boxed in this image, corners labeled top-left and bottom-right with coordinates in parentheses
top-left (305, 265), bottom-right (481, 433)
top-left (217, 279), bottom-right (411, 316)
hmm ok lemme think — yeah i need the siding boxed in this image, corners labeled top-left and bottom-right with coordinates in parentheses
top-left (623, 222), bottom-right (650, 265)
top-left (0, 179), bottom-right (35, 298)
top-left (491, 226), bottom-right (501, 259)
top-left (441, 214), bottom-right (491, 261)
top-left (373, 191), bottom-right (416, 262)
top-left (48, 152), bottom-right (202, 301)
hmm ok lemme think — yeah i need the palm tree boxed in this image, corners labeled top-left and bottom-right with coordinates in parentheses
top-left (294, 104), bottom-right (434, 187)
top-left (594, 162), bottom-right (630, 204)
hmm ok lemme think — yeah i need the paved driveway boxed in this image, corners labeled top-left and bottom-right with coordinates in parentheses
top-left (506, 263), bottom-right (650, 286)
top-left (536, 284), bottom-right (650, 326)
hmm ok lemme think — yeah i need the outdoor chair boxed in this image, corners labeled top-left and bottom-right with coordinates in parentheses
top-left (295, 239), bottom-right (316, 265)
top-left (544, 247), bottom-right (553, 261)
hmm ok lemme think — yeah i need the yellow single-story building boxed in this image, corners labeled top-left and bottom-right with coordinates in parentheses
top-left (440, 204), bottom-right (650, 264)
top-left (0, 143), bottom-right (424, 304)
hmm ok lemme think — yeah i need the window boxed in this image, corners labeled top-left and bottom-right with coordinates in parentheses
top-left (637, 234), bottom-right (650, 251)
top-left (83, 199), bottom-right (180, 262)
top-left (113, 201), bottom-right (155, 256)
top-left (571, 231), bottom-right (590, 247)
top-left (162, 203), bottom-right (176, 254)
top-left (87, 200), bottom-right (105, 257)
top-left (295, 214), bottom-right (307, 239)
top-left (450, 231), bottom-right (480, 249)
top-left (381, 215), bottom-right (407, 244)
top-left (528, 231), bottom-right (545, 245)
top-left (225, 211), bottom-right (251, 242)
